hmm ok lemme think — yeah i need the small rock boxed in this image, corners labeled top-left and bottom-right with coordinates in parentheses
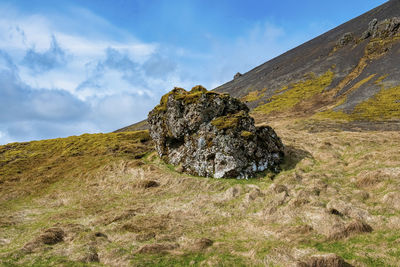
top-left (337, 32), bottom-right (354, 47)
top-left (234, 72), bottom-right (242, 79)
top-left (361, 18), bottom-right (378, 39)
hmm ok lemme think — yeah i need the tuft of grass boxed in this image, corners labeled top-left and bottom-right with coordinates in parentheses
top-left (254, 71), bottom-right (334, 115)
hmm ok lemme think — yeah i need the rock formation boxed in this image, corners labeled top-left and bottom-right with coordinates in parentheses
top-left (234, 72), bottom-right (242, 79)
top-left (337, 32), bottom-right (354, 47)
top-left (148, 86), bottom-right (284, 178)
top-left (362, 17), bottom-right (400, 39)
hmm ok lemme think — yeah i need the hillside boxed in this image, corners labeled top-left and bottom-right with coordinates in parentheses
top-left (2, 1), bottom-right (400, 266)
top-left (1, 121), bottom-right (400, 266)
top-left (118, 0), bottom-right (400, 133)
top-left (215, 0), bottom-right (400, 122)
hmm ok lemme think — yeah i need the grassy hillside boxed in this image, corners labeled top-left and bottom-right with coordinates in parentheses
top-left (1, 121), bottom-right (400, 266)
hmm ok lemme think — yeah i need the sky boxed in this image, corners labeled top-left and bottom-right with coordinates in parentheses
top-left (0, 0), bottom-right (387, 144)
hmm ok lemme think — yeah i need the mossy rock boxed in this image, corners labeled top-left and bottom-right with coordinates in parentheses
top-left (152, 86), bottom-right (225, 114)
top-left (211, 111), bottom-right (248, 130)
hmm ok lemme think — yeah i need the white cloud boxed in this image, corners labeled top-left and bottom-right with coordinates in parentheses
top-left (0, 3), bottom-right (312, 145)
top-left (0, 5), bottom-right (158, 97)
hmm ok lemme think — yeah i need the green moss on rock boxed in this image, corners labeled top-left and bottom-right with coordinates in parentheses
top-left (240, 131), bottom-right (254, 138)
top-left (152, 86), bottom-right (224, 114)
top-left (211, 111), bottom-right (247, 130)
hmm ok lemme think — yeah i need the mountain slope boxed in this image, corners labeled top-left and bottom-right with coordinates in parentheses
top-left (215, 0), bottom-right (400, 121)
top-left (118, 0), bottom-right (400, 132)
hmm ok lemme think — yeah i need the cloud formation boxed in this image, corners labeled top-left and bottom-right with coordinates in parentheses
top-left (22, 35), bottom-right (68, 73)
top-left (0, 3), bottom-right (311, 145)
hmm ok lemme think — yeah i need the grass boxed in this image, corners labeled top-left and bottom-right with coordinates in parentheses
top-left (303, 230), bottom-right (400, 266)
top-left (0, 131), bottom-right (152, 201)
top-left (1, 119), bottom-right (400, 266)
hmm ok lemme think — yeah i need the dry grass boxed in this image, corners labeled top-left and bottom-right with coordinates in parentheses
top-left (1, 121), bottom-right (400, 266)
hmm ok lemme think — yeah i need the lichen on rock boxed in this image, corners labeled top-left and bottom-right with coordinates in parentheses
top-left (148, 85), bottom-right (284, 178)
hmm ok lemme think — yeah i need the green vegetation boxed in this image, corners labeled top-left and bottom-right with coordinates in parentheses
top-left (240, 131), bottom-right (254, 138)
top-left (314, 74), bottom-right (400, 121)
top-left (254, 70), bottom-right (334, 115)
top-left (241, 88), bottom-right (267, 102)
top-left (0, 131), bottom-right (152, 197)
top-left (303, 230), bottom-right (400, 266)
top-left (211, 111), bottom-right (247, 130)
top-left (1, 119), bottom-right (400, 266)
top-left (152, 85), bottom-right (222, 114)
top-left (313, 110), bottom-right (352, 121)
top-left (353, 85), bottom-right (400, 120)
top-left (349, 74), bottom-right (377, 92)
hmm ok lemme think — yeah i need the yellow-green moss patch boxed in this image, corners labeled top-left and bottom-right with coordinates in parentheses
top-left (313, 110), bottom-right (352, 121)
top-left (211, 111), bottom-right (247, 130)
top-left (374, 74), bottom-right (389, 85)
top-left (254, 70), bottom-right (334, 115)
top-left (349, 74), bottom-right (376, 92)
top-left (352, 85), bottom-right (400, 120)
top-left (240, 131), bottom-right (254, 138)
top-left (241, 88), bottom-right (267, 102)
top-left (315, 82), bottom-right (400, 121)
top-left (0, 130), bottom-right (152, 180)
top-left (153, 86), bottom-right (223, 114)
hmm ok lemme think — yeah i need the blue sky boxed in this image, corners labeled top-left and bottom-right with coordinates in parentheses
top-left (0, 0), bottom-right (387, 144)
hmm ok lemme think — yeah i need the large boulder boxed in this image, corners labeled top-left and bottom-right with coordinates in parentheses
top-left (148, 86), bottom-right (284, 178)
